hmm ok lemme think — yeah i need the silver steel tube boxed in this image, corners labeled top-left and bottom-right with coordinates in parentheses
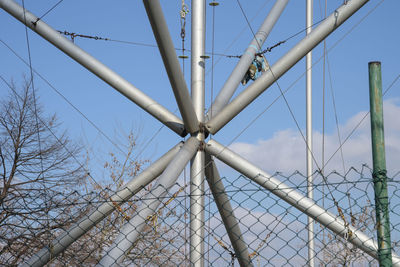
top-left (190, 148), bottom-right (205, 267)
top-left (0, 0), bottom-right (186, 137)
top-left (205, 154), bottom-right (253, 267)
top-left (206, 0), bottom-right (289, 120)
top-left (191, 0), bottom-right (206, 123)
top-left (306, 0), bottom-right (315, 266)
top-left (143, 0), bottom-right (199, 134)
top-left (98, 137), bottom-right (200, 266)
top-left (205, 139), bottom-right (400, 265)
top-left (190, 0), bottom-right (206, 266)
top-left (206, 0), bottom-right (369, 134)
top-left (23, 142), bottom-right (183, 267)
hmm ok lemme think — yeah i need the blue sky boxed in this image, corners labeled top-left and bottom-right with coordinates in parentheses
top-left (2, 1), bottom-right (400, 265)
top-left (1, 0), bottom-right (399, 181)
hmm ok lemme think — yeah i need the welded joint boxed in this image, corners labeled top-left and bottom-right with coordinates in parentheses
top-left (204, 123), bottom-right (213, 135)
top-left (199, 141), bottom-right (206, 151)
top-left (200, 122), bottom-right (210, 138)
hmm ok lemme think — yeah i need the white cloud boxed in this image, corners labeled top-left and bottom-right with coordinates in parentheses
top-left (229, 99), bottom-right (400, 176)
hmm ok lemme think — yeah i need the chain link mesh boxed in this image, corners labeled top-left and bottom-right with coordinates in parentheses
top-left (1, 165), bottom-right (399, 266)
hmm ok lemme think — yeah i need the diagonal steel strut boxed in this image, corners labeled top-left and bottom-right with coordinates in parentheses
top-left (205, 139), bottom-right (400, 265)
top-left (143, 0), bottom-right (199, 134)
top-left (206, 0), bottom-right (370, 135)
top-left (0, 0), bottom-right (187, 137)
top-left (205, 153), bottom-right (253, 267)
top-left (206, 0), bottom-right (289, 121)
top-left (98, 137), bottom-right (200, 266)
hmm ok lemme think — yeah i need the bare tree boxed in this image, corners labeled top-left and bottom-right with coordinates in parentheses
top-left (0, 79), bottom-right (85, 265)
top-left (0, 79), bottom-right (186, 266)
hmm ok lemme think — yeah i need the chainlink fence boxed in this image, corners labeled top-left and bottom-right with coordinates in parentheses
top-left (1, 165), bottom-right (399, 266)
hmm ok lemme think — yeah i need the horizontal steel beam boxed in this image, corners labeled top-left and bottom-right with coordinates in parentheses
top-left (206, 0), bottom-right (369, 134)
top-left (205, 139), bottom-right (400, 265)
top-left (23, 142), bottom-right (183, 267)
top-left (0, 0), bottom-right (186, 136)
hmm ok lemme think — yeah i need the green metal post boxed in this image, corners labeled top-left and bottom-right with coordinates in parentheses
top-left (369, 61), bottom-right (393, 266)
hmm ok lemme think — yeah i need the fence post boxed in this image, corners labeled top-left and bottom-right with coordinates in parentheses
top-left (369, 61), bottom-right (393, 266)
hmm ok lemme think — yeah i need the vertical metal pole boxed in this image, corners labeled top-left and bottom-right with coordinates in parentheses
top-left (191, 0), bottom-right (205, 266)
top-left (306, 0), bottom-right (314, 266)
top-left (369, 61), bottom-right (393, 266)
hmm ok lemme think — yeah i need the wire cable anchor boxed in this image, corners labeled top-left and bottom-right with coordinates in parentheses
top-left (179, 0), bottom-right (189, 60)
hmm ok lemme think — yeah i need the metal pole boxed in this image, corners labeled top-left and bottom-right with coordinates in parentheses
top-left (369, 61), bottom-right (393, 266)
top-left (190, 0), bottom-right (206, 265)
top-left (206, 0), bottom-right (289, 120)
top-left (306, 0), bottom-right (314, 266)
top-left (98, 137), bottom-right (200, 266)
top-left (205, 154), bottom-right (253, 267)
top-left (143, 0), bottom-right (199, 134)
top-left (0, 0), bottom-right (186, 137)
top-left (205, 139), bottom-right (400, 265)
top-left (23, 142), bottom-right (183, 267)
top-left (206, 0), bottom-right (369, 135)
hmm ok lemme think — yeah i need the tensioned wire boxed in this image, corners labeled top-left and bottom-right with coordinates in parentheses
top-left (324, 46), bottom-right (354, 215)
top-left (324, 70), bottom-right (400, 169)
top-left (54, 4), bottom-right (328, 62)
top-left (319, 0), bottom-right (354, 247)
top-left (32, 0), bottom-right (64, 25)
top-left (207, 1), bottom-right (220, 262)
top-left (53, 0), bottom-right (273, 70)
top-left (319, 0), bottom-right (328, 247)
top-left (21, 0), bottom-right (52, 253)
top-left (178, 0), bottom-right (189, 260)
